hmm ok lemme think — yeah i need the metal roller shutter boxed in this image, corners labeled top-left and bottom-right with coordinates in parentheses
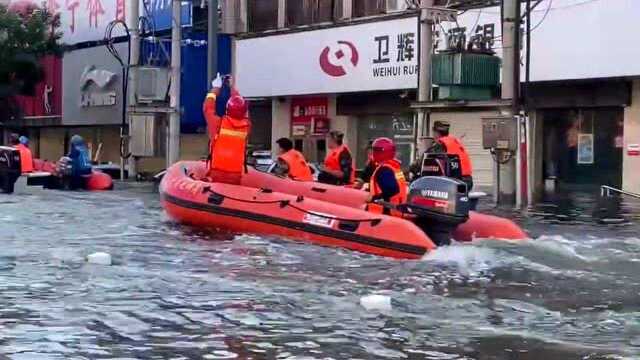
top-left (431, 111), bottom-right (496, 189)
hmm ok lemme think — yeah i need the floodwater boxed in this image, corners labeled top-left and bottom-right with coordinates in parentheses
top-left (1, 183), bottom-right (639, 359)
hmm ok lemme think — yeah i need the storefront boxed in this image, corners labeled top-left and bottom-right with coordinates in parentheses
top-left (541, 108), bottom-right (624, 188)
top-left (234, 15), bottom-right (419, 167)
top-left (528, 81), bottom-right (629, 191)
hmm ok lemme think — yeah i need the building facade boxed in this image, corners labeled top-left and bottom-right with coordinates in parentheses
top-left (227, 0), bottom-right (420, 169)
top-left (6, 0), bottom-right (231, 176)
top-left (416, 0), bottom-right (640, 199)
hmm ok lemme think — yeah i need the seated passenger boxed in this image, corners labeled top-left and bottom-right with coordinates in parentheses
top-left (9, 133), bottom-right (34, 173)
top-left (366, 137), bottom-right (408, 215)
top-left (274, 137), bottom-right (313, 181)
top-left (68, 134), bottom-right (92, 175)
top-left (318, 131), bottom-right (354, 185)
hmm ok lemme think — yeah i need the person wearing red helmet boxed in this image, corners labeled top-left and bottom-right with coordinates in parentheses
top-left (366, 137), bottom-right (408, 215)
top-left (203, 73), bottom-right (251, 184)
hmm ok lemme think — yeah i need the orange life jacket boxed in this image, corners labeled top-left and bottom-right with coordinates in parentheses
top-left (368, 159), bottom-right (408, 216)
top-left (15, 144), bottom-right (33, 173)
top-left (279, 149), bottom-right (313, 181)
top-left (323, 144), bottom-right (355, 184)
top-left (210, 115), bottom-right (250, 175)
top-left (370, 159), bottom-right (408, 204)
top-left (438, 135), bottom-right (473, 176)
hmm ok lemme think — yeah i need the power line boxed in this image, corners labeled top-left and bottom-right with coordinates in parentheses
top-left (529, 0), bottom-right (552, 32)
top-left (458, 0), bottom-right (601, 14)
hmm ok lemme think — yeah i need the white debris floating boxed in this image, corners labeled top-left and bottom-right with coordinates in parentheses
top-left (87, 252), bottom-right (112, 265)
top-left (360, 294), bottom-right (392, 311)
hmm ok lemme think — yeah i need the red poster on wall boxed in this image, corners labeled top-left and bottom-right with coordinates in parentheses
top-left (312, 117), bottom-right (331, 135)
top-left (291, 97), bottom-right (328, 125)
top-left (13, 55), bottom-right (62, 118)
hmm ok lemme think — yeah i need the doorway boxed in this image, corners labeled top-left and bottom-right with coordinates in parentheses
top-left (542, 108), bottom-right (623, 188)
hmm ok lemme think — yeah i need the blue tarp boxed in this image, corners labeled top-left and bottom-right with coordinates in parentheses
top-left (142, 0), bottom-right (192, 30)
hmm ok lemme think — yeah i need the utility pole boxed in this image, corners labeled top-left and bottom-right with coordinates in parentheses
top-left (168, 0), bottom-right (182, 167)
top-left (499, 0), bottom-right (521, 205)
top-left (207, 0), bottom-right (218, 84)
top-left (126, 0), bottom-right (140, 180)
top-left (416, 0), bottom-right (434, 155)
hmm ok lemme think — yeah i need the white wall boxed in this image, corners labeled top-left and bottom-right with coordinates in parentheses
top-left (623, 80), bottom-right (640, 193)
top-left (271, 97), bottom-right (291, 154)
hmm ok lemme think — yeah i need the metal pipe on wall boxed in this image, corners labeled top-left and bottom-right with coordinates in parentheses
top-left (126, 0), bottom-right (140, 180)
top-left (416, 0), bottom-right (434, 156)
top-left (168, 0), bottom-right (182, 167)
top-left (207, 0), bottom-right (219, 84)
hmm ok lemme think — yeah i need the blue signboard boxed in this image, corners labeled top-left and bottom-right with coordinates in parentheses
top-left (142, 0), bottom-right (192, 31)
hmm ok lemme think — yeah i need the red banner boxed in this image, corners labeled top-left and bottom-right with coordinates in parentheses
top-left (291, 97), bottom-right (328, 125)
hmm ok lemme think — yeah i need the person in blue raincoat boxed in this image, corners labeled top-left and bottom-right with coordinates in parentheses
top-left (67, 135), bottom-right (92, 177)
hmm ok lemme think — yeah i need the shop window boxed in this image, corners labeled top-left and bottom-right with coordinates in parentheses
top-left (287, 0), bottom-right (335, 26)
top-left (353, 0), bottom-right (386, 18)
top-left (247, 0), bottom-right (279, 32)
top-left (542, 108), bottom-right (623, 187)
top-left (357, 114), bottom-right (415, 168)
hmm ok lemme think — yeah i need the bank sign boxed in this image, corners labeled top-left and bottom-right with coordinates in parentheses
top-left (235, 16), bottom-right (419, 97)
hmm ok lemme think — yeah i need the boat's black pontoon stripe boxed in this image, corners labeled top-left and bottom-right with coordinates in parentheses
top-left (161, 192), bottom-right (427, 256)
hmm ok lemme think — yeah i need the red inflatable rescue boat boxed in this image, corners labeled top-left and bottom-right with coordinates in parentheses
top-left (161, 161), bottom-right (527, 259)
top-left (33, 159), bottom-right (113, 191)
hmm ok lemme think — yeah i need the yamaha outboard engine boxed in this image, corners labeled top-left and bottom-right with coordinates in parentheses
top-left (402, 176), bottom-right (470, 246)
top-left (420, 152), bottom-right (463, 179)
top-left (0, 146), bottom-right (21, 194)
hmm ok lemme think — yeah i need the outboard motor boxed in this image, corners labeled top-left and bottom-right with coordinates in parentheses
top-left (402, 176), bottom-right (470, 246)
top-left (0, 146), bottom-right (21, 194)
top-left (418, 151), bottom-right (482, 211)
top-left (420, 152), bottom-right (463, 179)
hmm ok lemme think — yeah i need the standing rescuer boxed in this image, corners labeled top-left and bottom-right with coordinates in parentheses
top-left (318, 130), bottom-right (354, 185)
top-left (367, 137), bottom-right (408, 215)
top-left (432, 121), bottom-right (474, 191)
top-left (274, 137), bottom-right (313, 181)
top-left (203, 73), bottom-right (251, 184)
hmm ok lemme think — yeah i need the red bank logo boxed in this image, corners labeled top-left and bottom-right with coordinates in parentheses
top-left (319, 41), bottom-right (359, 77)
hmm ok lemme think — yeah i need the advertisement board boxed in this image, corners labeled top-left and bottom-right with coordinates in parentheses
top-left (291, 97), bottom-right (328, 125)
top-left (235, 16), bottom-right (419, 97)
top-left (9, 0), bottom-right (191, 45)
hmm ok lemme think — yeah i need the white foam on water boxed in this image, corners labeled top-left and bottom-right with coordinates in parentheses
top-left (524, 235), bottom-right (598, 262)
top-left (360, 294), bottom-right (392, 312)
top-left (422, 244), bottom-right (502, 276)
top-left (86, 252), bottom-right (112, 265)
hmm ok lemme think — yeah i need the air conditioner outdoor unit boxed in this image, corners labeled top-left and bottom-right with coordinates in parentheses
top-left (136, 66), bottom-right (170, 104)
top-left (386, 0), bottom-right (416, 12)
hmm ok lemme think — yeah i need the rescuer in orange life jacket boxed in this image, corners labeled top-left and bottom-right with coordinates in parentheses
top-left (273, 137), bottom-right (313, 181)
top-left (432, 120), bottom-right (474, 191)
top-left (318, 130), bottom-right (355, 186)
top-left (9, 133), bottom-right (34, 174)
top-left (202, 73), bottom-right (251, 184)
top-left (366, 137), bottom-right (408, 215)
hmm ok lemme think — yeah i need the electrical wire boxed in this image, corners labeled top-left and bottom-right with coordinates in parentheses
top-left (104, 20), bottom-right (132, 159)
top-left (466, 8), bottom-right (482, 38)
top-left (528, 0), bottom-right (552, 32)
